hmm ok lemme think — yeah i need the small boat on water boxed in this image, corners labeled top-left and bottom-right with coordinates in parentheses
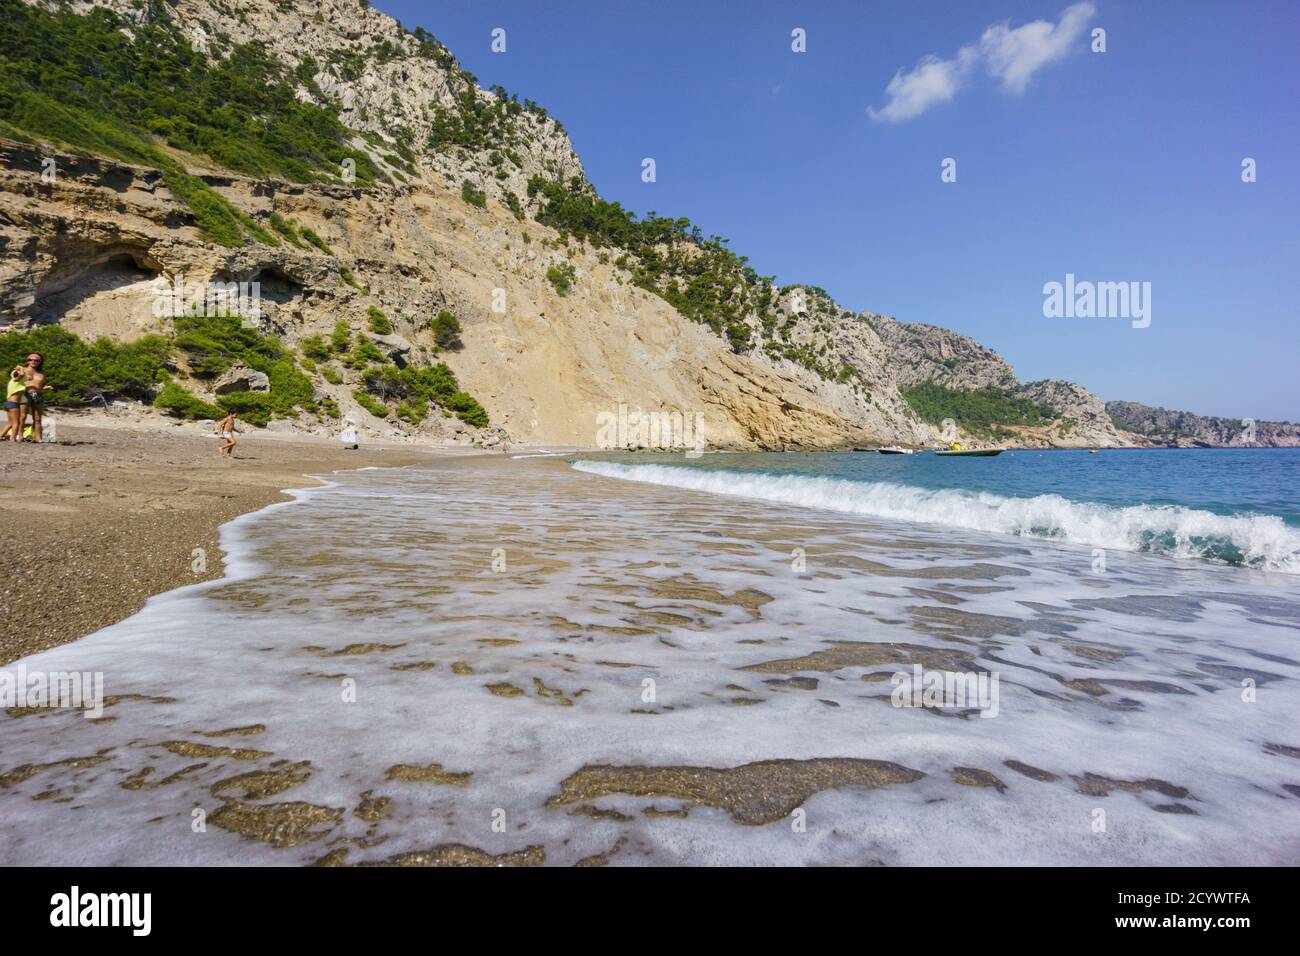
top-left (877, 446), bottom-right (914, 455)
top-left (934, 443), bottom-right (1003, 457)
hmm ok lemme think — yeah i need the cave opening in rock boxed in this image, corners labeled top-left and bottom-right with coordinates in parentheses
top-left (31, 250), bottom-right (163, 331)
top-left (248, 266), bottom-right (305, 306)
top-left (33, 252), bottom-right (162, 323)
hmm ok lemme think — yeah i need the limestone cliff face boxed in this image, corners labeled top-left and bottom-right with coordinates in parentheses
top-left (0, 137), bottom-right (876, 448)
top-left (1015, 380), bottom-right (1139, 449)
top-left (1106, 401), bottom-right (1300, 448)
top-left (864, 314), bottom-right (1016, 390)
top-left (0, 0), bottom-right (1252, 450)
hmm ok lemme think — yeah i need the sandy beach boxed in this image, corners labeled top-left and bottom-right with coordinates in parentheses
top-left (0, 415), bottom-right (428, 664)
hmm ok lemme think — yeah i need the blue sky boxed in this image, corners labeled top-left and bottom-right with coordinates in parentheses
top-left (377, 1), bottom-right (1299, 420)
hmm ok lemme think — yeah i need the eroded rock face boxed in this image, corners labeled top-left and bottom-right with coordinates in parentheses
top-left (0, 0), bottom-right (1196, 449)
top-left (1015, 379), bottom-right (1135, 448)
top-left (866, 314), bottom-right (1017, 390)
top-left (371, 333), bottom-right (413, 366)
top-left (1106, 400), bottom-right (1300, 448)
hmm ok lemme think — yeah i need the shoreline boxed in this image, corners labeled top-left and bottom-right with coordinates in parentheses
top-left (0, 419), bottom-right (437, 665)
top-left (4, 449), bottom-right (1295, 865)
top-left (5, 429), bottom-right (1295, 667)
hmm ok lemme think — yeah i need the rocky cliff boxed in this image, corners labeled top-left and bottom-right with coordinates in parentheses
top-left (0, 0), bottom-right (1266, 450)
top-left (1106, 401), bottom-right (1300, 448)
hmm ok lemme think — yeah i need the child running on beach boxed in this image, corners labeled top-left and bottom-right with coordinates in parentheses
top-left (215, 410), bottom-right (239, 459)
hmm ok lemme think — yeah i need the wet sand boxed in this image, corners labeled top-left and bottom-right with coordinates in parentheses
top-left (0, 418), bottom-right (427, 664)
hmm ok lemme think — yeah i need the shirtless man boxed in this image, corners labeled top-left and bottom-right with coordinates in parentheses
top-left (19, 353), bottom-right (51, 442)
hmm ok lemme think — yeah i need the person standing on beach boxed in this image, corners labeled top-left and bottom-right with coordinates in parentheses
top-left (216, 410), bottom-right (239, 459)
top-left (2, 363), bottom-right (27, 442)
top-left (16, 354), bottom-right (50, 442)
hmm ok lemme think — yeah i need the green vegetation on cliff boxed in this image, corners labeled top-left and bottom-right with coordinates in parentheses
top-left (358, 361), bottom-right (488, 427)
top-left (902, 382), bottom-right (1058, 439)
top-left (526, 176), bottom-right (773, 353)
top-left (0, 0), bottom-right (382, 245)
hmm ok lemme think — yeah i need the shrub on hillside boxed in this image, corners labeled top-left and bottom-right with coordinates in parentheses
top-left (0, 325), bottom-right (171, 405)
top-left (546, 262), bottom-right (575, 296)
top-left (460, 180), bottom-right (487, 209)
top-left (153, 382), bottom-right (222, 419)
top-left (432, 310), bottom-right (462, 349)
top-left (330, 321), bottom-right (352, 353)
top-left (352, 389), bottom-right (389, 418)
top-left (367, 306), bottom-right (393, 335)
top-left (299, 335), bottom-right (332, 360)
top-left (445, 390), bottom-right (488, 427)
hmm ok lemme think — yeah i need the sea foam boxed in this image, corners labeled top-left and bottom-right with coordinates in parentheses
top-left (572, 460), bottom-right (1300, 573)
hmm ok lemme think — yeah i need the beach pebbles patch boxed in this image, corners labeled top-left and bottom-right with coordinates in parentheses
top-left (741, 641), bottom-right (976, 675)
top-left (119, 762), bottom-right (208, 791)
top-left (198, 724), bottom-right (267, 737)
top-left (1003, 760), bottom-right (1060, 783)
top-left (160, 740), bottom-right (272, 761)
top-left (210, 761), bottom-right (312, 800)
top-left (1058, 641), bottom-right (1130, 663)
top-left (351, 843), bottom-right (545, 867)
top-left (353, 790), bottom-right (392, 822)
top-left (303, 642), bottom-right (406, 657)
top-left (951, 767), bottom-right (1007, 792)
top-left (0, 749), bottom-right (114, 789)
top-left (532, 676), bottom-right (580, 705)
top-left (547, 757), bottom-right (925, 826)
top-left (210, 800), bottom-right (344, 848)
top-left (1056, 677), bottom-right (1109, 697)
top-left (1072, 772), bottom-right (1191, 800)
top-left (567, 804), bottom-right (633, 822)
top-left (576, 837), bottom-right (628, 867)
top-left (909, 605), bottom-right (1076, 640)
top-left (385, 763), bottom-right (472, 786)
top-left (764, 676), bottom-right (820, 690)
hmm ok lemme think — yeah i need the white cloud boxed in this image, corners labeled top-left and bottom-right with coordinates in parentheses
top-left (869, 3), bottom-right (1095, 122)
top-left (981, 2), bottom-right (1096, 94)
top-left (868, 47), bottom-right (978, 123)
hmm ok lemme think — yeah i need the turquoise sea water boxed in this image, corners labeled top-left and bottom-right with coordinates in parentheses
top-left (572, 448), bottom-right (1300, 572)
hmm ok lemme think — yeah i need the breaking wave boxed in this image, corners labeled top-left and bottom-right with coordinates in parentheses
top-left (572, 460), bottom-right (1300, 574)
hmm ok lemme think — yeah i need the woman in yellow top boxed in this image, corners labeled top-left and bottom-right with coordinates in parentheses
top-left (1, 364), bottom-right (26, 442)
